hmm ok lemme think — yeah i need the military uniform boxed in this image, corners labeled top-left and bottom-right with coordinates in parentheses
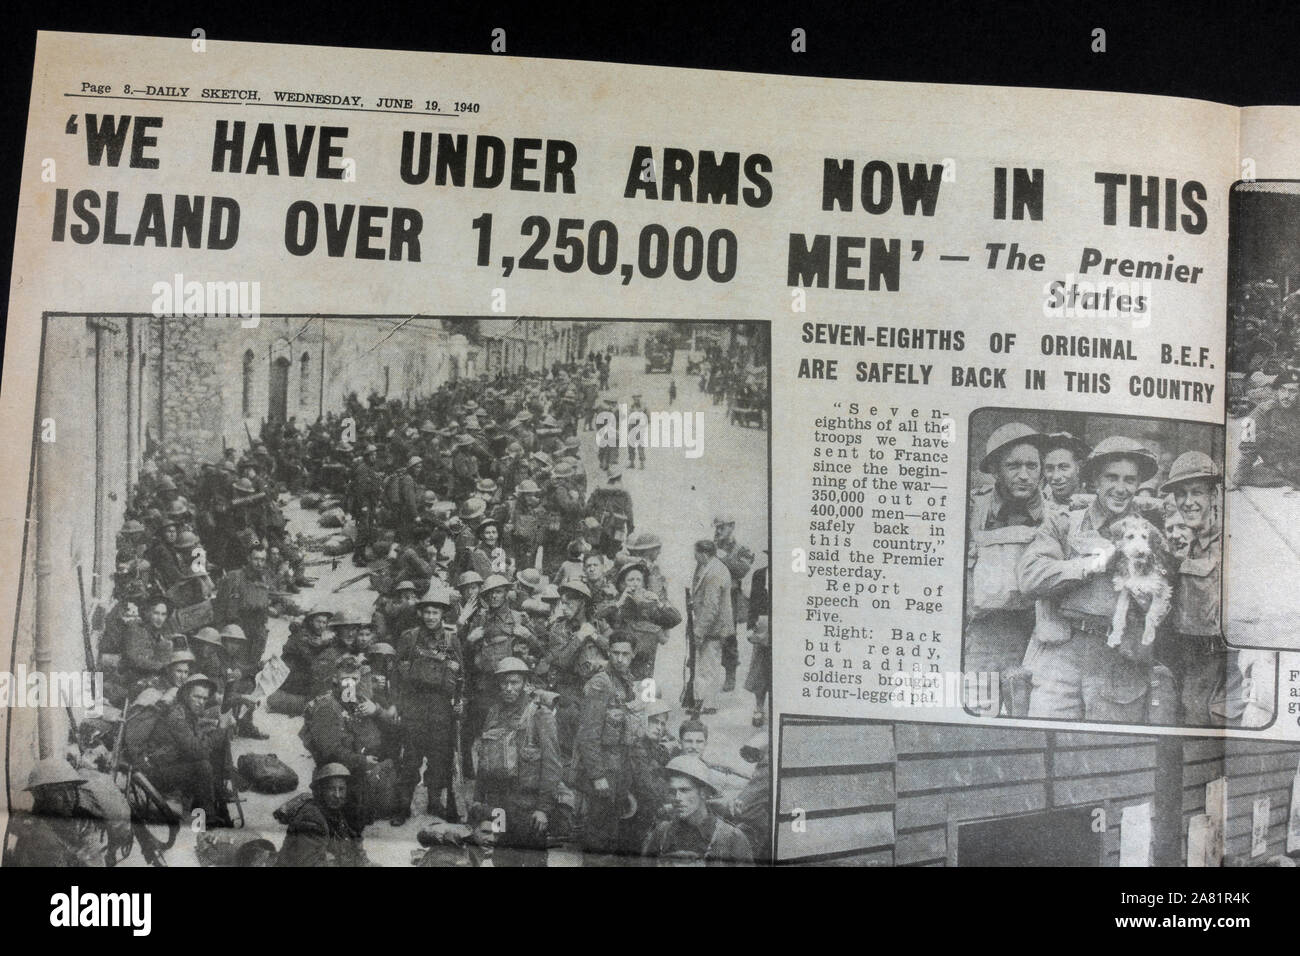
top-left (214, 566), bottom-right (271, 667)
top-left (641, 805), bottom-right (754, 866)
top-left (1018, 498), bottom-right (1153, 722)
top-left (573, 666), bottom-right (637, 862)
top-left (142, 701), bottom-right (231, 822)
top-left (1235, 396), bottom-right (1300, 486)
top-left (473, 694), bottom-right (562, 867)
top-left (964, 487), bottom-right (1042, 714)
top-left (395, 625), bottom-right (464, 815)
top-left (276, 797), bottom-right (369, 867)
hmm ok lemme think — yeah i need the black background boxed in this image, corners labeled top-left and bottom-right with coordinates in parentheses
top-left (2, 0), bottom-right (1298, 934)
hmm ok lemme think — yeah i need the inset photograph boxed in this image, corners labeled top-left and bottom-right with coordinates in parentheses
top-left (960, 408), bottom-right (1274, 729)
top-left (1226, 180), bottom-right (1300, 650)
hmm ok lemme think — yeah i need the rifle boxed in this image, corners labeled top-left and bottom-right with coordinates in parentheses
top-left (332, 570), bottom-right (373, 593)
top-left (75, 564), bottom-right (95, 672)
top-left (244, 421), bottom-right (255, 448)
top-left (681, 587), bottom-right (697, 712)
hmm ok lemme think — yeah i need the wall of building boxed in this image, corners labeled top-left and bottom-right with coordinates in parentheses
top-left (146, 316), bottom-right (466, 462)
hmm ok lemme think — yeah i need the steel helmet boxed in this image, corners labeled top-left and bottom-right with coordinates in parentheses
top-left (662, 754), bottom-right (721, 798)
top-left (1082, 436), bottom-right (1159, 484)
top-left (494, 656), bottom-right (531, 676)
top-left (25, 759), bottom-right (87, 791)
top-left (1160, 451), bottom-right (1221, 494)
top-left (979, 422), bottom-right (1046, 474)
top-left (481, 574), bottom-right (511, 593)
top-left (312, 763), bottom-right (351, 785)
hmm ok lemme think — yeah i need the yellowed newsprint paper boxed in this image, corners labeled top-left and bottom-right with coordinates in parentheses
top-left (2, 30), bottom-right (1299, 868)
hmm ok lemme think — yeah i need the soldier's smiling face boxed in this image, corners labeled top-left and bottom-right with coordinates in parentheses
top-left (1096, 459), bottom-right (1142, 516)
top-left (480, 524), bottom-right (499, 547)
top-left (419, 605), bottom-right (444, 629)
top-left (1173, 480), bottom-right (1216, 532)
top-left (995, 443), bottom-right (1042, 502)
top-left (1280, 383), bottom-right (1300, 409)
top-left (1042, 448), bottom-right (1080, 500)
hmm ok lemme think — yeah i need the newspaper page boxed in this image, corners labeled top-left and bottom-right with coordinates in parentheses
top-left (0, 30), bottom-right (1294, 870)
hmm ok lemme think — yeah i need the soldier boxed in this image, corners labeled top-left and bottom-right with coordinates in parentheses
top-left (118, 598), bottom-right (175, 696)
top-left (505, 479), bottom-right (550, 567)
top-left (391, 524), bottom-right (436, 594)
top-left (3, 760), bottom-right (105, 867)
top-left (587, 469), bottom-right (634, 559)
top-left (627, 394), bottom-right (647, 470)
top-left (472, 657), bottom-right (562, 867)
top-left (142, 673), bottom-right (236, 824)
top-left (574, 633), bottom-right (639, 865)
top-left (1041, 433), bottom-right (1089, 508)
top-left (277, 764), bottom-right (371, 867)
top-left (964, 423), bottom-right (1046, 716)
top-left (374, 579), bottom-right (420, 643)
top-left (712, 514), bottom-right (754, 692)
top-left (393, 587), bottom-right (464, 825)
top-left (625, 531), bottom-right (669, 599)
top-left (640, 754), bottom-right (753, 866)
top-left (384, 456), bottom-right (424, 542)
top-left (214, 545), bottom-right (272, 668)
top-left (689, 540), bottom-right (733, 714)
top-left (1018, 437), bottom-right (1164, 722)
top-left (347, 443), bottom-right (384, 566)
top-left (1159, 452), bottom-right (1228, 726)
top-left (269, 608), bottom-right (341, 717)
top-left (333, 609), bottom-right (376, 657)
top-left (301, 655), bottom-right (394, 825)
top-left (1235, 369), bottom-right (1300, 487)
top-left (598, 558), bottom-right (682, 685)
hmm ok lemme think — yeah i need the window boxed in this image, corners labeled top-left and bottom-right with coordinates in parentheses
top-left (300, 351), bottom-right (311, 408)
top-left (242, 349), bottom-right (255, 417)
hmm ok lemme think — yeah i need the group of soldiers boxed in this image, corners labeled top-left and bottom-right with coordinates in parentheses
top-left (965, 422), bottom-right (1271, 728)
top-left (19, 355), bottom-right (768, 868)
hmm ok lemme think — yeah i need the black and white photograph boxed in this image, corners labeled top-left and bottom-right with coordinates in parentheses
top-left (775, 716), bottom-right (1300, 867)
top-left (960, 407), bottom-right (1276, 729)
top-left (2, 315), bottom-right (770, 867)
top-left (1226, 180), bottom-right (1300, 651)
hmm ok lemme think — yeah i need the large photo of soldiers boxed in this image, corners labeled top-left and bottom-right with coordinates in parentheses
top-left (3, 316), bottom-right (770, 868)
top-left (1225, 181), bottom-right (1300, 650)
top-left (961, 407), bottom-right (1276, 729)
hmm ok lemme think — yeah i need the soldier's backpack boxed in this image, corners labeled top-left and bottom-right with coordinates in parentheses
top-left (472, 700), bottom-right (539, 784)
top-left (121, 699), bottom-right (166, 765)
top-left (236, 753), bottom-right (299, 794)
top-left (273, 791), bottom-right (314, 825)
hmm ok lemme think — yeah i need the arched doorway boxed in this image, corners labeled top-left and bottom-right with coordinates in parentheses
top-left (268, 357), bottom-right (289, 423)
